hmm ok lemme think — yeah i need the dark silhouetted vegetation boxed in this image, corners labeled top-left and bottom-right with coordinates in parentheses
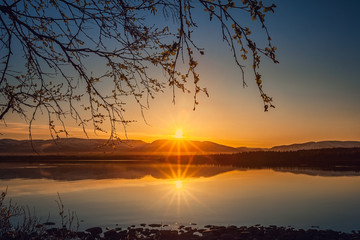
top-left (0, 189), bottom-right (79, 239)
top-left (167, 148), bottom-right (360, 171)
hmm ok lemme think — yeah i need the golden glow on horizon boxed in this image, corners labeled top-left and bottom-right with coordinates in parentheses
top-left (174, 129), bottom-right (183, 139)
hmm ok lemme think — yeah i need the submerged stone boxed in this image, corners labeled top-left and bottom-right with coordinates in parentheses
top-left (148, 223), bottom-right (162, 228)
top-left (104, 229), bottom-right (119, 240)
top-left (85, 226), bottom-right (102, 235)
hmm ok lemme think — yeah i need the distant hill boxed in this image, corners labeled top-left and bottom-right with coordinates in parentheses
top-left (0, 138), bottom-right (147, 155)
top-left (270, 141), bottom-right (360, 152)
top-left (236, 141), bottom-right (360, 152)
top-left (0, 138), bottom-right (239, 155)
top-left (134, 139), bottom-right (238, 154)
top-left (236, 147), bottom-right (265, 152)
top-left (0, 138), bottom-right (359, 156)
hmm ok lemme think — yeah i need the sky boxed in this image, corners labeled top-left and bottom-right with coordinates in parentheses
top-left (1, 0), bottom-right (360, 147)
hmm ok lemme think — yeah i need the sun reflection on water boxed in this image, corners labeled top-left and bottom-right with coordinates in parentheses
top-left (155, 163), bottom-right (208, 221)
top-left (147, 138), bottom-right (215, 219)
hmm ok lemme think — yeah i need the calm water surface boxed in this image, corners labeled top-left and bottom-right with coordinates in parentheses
top-left (1, 162), bottom-right (360, 232)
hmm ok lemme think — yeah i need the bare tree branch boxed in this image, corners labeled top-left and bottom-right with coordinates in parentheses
top-left (0, 0), bottom-right (278, 141)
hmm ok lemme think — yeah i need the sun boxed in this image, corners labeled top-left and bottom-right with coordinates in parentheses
top-left (174, 180), bottom-right (183, 189)
top-left (174, 129), bottom-right (183, 139)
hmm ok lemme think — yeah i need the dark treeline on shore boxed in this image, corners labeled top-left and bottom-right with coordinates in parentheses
top-left (1, 148), bottom-right (360, 171)
top-left (168, 148), bottom-right (360, 171)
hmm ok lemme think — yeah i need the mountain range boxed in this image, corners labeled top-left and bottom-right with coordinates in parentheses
top-left (0, 138), bottom-right (359, 155)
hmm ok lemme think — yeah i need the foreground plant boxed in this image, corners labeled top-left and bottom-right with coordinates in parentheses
top-left (0, 189), bottom-right (79, 239)
top-left (0, 188), bottom-right (41, 238)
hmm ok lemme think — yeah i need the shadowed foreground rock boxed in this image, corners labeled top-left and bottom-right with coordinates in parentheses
top-left (2, 224), bottom-right (360, 240)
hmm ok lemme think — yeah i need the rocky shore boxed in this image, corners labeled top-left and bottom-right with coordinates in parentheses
top-left (3, 223), bottom-right (360, 240)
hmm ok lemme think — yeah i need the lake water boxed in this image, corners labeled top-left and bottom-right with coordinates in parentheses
top-left (1, 161), bottom-right (360, 232)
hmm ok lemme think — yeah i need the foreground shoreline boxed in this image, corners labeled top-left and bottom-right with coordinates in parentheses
top-left (2, 223), bottom-right (360, 240)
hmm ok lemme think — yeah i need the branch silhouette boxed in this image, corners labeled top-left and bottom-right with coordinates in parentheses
top-left (0, 0), bottom-right (278, 140)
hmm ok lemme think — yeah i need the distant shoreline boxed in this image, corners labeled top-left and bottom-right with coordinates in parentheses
top-left (1, 147), bottom-right (360, 172)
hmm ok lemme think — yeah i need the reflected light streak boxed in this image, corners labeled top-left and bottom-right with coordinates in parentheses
top-left (149, 136), bottom-right (218, 219)
top-left (156, 163), bottom-right (208, 220)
